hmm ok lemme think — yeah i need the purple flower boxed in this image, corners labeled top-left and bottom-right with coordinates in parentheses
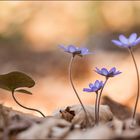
top-left (83, 80), bottom-right (104, 93)
top-left (112, 33), bottom-right (140, 48)
top-left (59, 45), bottom-right (93, 56)
top-left (95, 67), bottom-right (121, 78)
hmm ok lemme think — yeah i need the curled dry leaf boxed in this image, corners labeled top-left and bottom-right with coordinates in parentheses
top-left (17, 118), bottom-right (72, 139)
top-left (59, 106), bottom-right (75, 122)
top-left (53, 104), bottom-right (113, 127)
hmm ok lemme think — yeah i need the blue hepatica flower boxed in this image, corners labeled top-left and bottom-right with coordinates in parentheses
top-left (112, 33), bottom-right (140, 48)
top-left (95, 67), bottom-right (121, 78)
top-left (83, 80), bottom-right (104, 93)
top-left (59, 45), bottom-right (93, 56)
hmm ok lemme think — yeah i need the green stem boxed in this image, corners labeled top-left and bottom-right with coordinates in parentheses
top-left (95, 92), bottom-right (98, 125)
top-left (69, 56), bottom-right (89, 124)
top-left (128, 48), bottom-right (140, 121)
top-left (12, 90), bottom-right (46, 117)
top-left (97, 78), bottom-right (108, 123)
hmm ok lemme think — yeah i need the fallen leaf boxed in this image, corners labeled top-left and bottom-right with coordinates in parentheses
top-left (59, 106), bottom-right (75, 122)
top-left (53, 104), bottom-right (113, 127)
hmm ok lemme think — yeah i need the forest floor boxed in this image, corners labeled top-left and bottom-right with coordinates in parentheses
top-left (1, 96), bottom-right (140, 140)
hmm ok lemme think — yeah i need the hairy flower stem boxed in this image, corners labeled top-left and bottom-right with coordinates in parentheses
top-left (95, 92), bottom-right (99, 125)
top-left (69, 56), bottom-right (89, 124)
top-left (128, 48), bottom-right (140, 122)
top-left (12, 90), bottom-right (46, 117)
top-left (97, 77), bottom-right (108, 123)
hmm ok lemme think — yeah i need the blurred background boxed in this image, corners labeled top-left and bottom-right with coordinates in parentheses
top-left (0, 1), bottom-right (140, 116)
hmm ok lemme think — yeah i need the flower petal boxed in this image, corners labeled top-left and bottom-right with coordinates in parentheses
top-left (80, 48), bottom-right (88, 55)
top-left (95, 80), bottom-right (100, 88)
top-left (89, 83), bottom-right (94, 88)
top-left (112, 40), bottom-right (123, 47)
top-left (119, 35), bottom-right (128, 45)
top-left (83, 88), bottom-right (92, 92)
top-left (134, 37), bottom-right (140, 46)
top-left (114, 71), bottom-right (122, 75)
top-left (109, 67), bottom-right (116, 73)
top-left (68, 45), bottom-right (77, 53)
top-left (100, 81), bottom-right (104, 87)
top-left (129, 33), bottom-right (137, 44)
top-left (101, 68), bottom-right (108, 76)
top-left (91, 87), bottom-right (98, 92)
top-left (95, 67), bottom-right (101, 74)
top-left (59, 45), bottom-right (68, 52)
top-left (81, 48), bottom-right (94, 55)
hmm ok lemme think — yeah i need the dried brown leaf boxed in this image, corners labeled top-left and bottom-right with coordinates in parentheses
top-left (53, 104), bottom-right (113, 127)
top-left (59, 106), bottom-right (75, 122)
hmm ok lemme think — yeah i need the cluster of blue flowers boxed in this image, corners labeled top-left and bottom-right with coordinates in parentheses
top-left (60, 33), bottom-right (140, 125)
top-left (59, 42), bottom-right (122, 94)
top-left (60, 33), bottom-right (140, 94)
top-left (83, 67), bottom-right (121, 94)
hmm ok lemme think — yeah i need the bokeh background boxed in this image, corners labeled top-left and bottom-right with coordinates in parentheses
top-left (0, 1), bottom-right (140, 116)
